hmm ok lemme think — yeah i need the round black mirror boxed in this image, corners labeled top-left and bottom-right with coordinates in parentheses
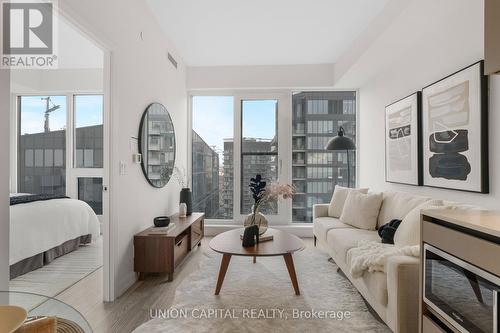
top-left (138, 103), bottom-right (176, 188)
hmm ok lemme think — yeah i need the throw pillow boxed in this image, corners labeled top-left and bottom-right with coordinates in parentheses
top-left (340, 191), bottom-right (383, 230)
top-left (328, 185), bottom-right (369, 218)
top-left (394, 200), bottom-right (444, 247)
top-left (378, 219), bottom-right (402, 244)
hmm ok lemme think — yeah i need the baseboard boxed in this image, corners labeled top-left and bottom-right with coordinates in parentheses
top-left (115, 271), bottom-right (137, 300)
top-left (205, 224), bottom-right (313, 238)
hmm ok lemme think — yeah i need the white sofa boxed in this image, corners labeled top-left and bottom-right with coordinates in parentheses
top-left (313, 191), bottom-right (478, 333)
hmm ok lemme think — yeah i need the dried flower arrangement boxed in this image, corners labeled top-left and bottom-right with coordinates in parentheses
top-left (249, 174), bottom-right (296, 214)
top-left (171, 166), bottom-right (188, 188)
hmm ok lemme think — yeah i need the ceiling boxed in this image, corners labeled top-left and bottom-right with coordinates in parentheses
top-left (147, 0), bottom-right (389, 67)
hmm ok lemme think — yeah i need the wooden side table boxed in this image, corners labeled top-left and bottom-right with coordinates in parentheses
top-left (134, 213), bottom-right (204, 281)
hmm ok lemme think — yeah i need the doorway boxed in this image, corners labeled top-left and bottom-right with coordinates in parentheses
top-left (8, 13), bottom-right (111, 306)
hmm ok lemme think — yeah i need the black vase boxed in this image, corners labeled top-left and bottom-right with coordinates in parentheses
top-left (179, 188), bottom-right (192, 215)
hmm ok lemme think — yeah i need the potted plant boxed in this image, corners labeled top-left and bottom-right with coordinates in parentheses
top-left (244, 174), bottom-right (296, 235)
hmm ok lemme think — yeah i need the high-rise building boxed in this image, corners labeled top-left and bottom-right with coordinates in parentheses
top-left (292, 91), bottom-right (356, 222)
top-left (192, 131), bottom-right (220, 218)
top-left (220, 138), bottom-right (277, 218)
top-left (221, 138), bottom-right (234, 219)
top-left (18, 125), bottom-right (104, 214)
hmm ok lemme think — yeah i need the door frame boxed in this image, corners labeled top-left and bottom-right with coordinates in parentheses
top-left (9, 11), bottom-right (115, 301)
top-left (55, 6), bottom-right (115, 302)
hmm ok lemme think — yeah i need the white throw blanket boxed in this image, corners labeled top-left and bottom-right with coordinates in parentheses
top-left (348, 240), bottom-right (419, 278)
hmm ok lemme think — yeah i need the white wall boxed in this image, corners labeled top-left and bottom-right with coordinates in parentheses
top-left (59, 0), bottom-right (188, 298)
top-left (354, 0), bottom-right (499, 208)
top-left (0, 69), bottom-right (10, 291)
top-left (11, 68), bottom-right (103, 93)
top-left (187, 64), bottom-right (335, 90)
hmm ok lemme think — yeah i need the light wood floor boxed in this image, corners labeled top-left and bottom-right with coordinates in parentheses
top-left (55, 237), bottom-right (313, 333)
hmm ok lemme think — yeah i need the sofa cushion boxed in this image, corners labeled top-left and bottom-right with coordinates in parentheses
top-left (340, 191), bottom-right (383, 230)
top-left (326, 228), bottom-right (380, 262)
top-left (377, 191), bottom-right (431, 228)
top-left (346, 250), bottom-right (389, 306)
top-left (313, 217), bottom-right (352, 244)
top-left (328, 186), bottom-right (369, 218)
top-left (394, 200), bottom-right (443, 247)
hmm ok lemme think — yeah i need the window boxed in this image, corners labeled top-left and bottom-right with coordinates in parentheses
top-left (74, 95), bottom-right (104, 168)
top-left (240, 100), bottom-right (278, 215)
top-left (78, 177), bottom-right (103, 215)
top-left (191, 96), bottom-right (234, 219)
top-left (292, 91), bottom-right (356, 223)
top-left (190, 91), bottom-right (356, 224)
top-left (18, 96), bottom-right (67, 195)
top-left (17, 94), bottom-right (105, 215)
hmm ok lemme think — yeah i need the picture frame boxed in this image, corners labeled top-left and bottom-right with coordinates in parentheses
top-left (385, 92), bottom-right (422, 186)
top-left (421, 61), bottom-right (489, 193)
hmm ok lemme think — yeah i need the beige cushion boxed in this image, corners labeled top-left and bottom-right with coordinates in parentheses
top-left (313, 217), bottom-right (352, 244)
top-left (328, 186), bottom-right (369, 218)
top-left (377, 191), bottom-right (431, 228)
top-left (326, 228), bottom-right (380, 262)
top-left (394, 200), bottom-right (444, 247)
top-left (340, 191), bottom-right (383, 230)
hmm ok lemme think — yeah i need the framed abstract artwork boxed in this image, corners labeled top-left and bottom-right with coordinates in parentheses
top-left (422, 61), bottom-right (489, 193)
top-left (385, 92), bottom-right (422, 186)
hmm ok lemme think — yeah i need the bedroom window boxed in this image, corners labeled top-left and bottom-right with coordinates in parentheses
top-left (17, 94), bottom-right (105, 216)
top-left (18, 96), bottom-right (67, 195)
top-left (78, 177), bottom-right (103, 215)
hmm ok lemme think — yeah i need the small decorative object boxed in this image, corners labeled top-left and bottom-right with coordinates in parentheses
top-left (242, 225), bottom-right (260, 247)
top-left (240, 233), bottom-right (273, 242)
top-left (325, 126), bottom-right (356, 187)
top-left (385, 92), bottom-right (422, 186)
top-left (179, 203), bottom-right (187, 217)
top-left (244, 174), bottom-right (296, 235)
top-left (147, 223), bottom-right (176, 235)
top-left (153, 216), bottom-right (170, 227)
top-left (378, 219), bottom-right (402, 244)
top-left (172, 166), bottom-right (193, 215)
top-left (179, 188), bottom-right (192, 215)
top-left (244, 175), bottom-right (268, 234)
top-left (422, 61), bottom-right (488, 193)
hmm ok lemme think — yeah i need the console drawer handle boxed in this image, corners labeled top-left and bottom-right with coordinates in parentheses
top-left (176, 240), bottom-right (183, 247)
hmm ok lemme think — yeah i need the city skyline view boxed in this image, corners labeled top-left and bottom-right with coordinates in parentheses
top-left (192, 96), bottom-right (277, 163)
top-left (191, 92), bottom-right (357, 222)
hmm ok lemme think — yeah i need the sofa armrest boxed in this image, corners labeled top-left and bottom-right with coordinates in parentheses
top-left (386, 255), bottom-right (420, 333)
top-left (313, 204), bottom-right (329, 219)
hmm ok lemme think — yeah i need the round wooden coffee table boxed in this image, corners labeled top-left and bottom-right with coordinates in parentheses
top-left (209, 228), bottom-right (304, 295)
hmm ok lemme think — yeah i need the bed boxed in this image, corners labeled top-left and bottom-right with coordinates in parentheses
top-left (9, 194), bottom-right (100, 279)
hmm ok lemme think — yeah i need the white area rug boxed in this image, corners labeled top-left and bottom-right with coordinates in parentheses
top-left (134, 245), bottom-right (390, 333)
top-left (10, 237), bottom-right (102, 311)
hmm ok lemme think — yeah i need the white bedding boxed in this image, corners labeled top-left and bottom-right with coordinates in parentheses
top-left (10, 197), bottom-right (100, 265)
